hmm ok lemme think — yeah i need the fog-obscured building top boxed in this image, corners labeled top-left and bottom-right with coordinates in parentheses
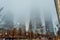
top-left (30, 6), bottom-right (46, 34)
top-left (0, 11), bottom-right (14, 30)
top-left (44, 13), bottom-right (55, 35)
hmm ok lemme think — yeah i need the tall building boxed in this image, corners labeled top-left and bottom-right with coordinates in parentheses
top-left (19, 23), bottom-right (26, 32)
top-left (54, 0), bottom-right (60, 23)
top-left (29, 0), bottom-right (46, 34)
top-left (0, 11), bottom-right (14, 30)
top-left (30, 8), bottom-right (45, 34)
top-left (0, 7), bottom-right (5, 28)
top-left (45, 20), bottom-right (54, 35)
top-left (44, 13), bottom-right (55, 35)
top-left (29, 20), bottom-right (32, 32)
top-left (54, 0), bottom-right (60, 35)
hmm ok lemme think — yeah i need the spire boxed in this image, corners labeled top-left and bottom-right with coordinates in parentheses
top-left (29, 20), bottom-right (32, 32)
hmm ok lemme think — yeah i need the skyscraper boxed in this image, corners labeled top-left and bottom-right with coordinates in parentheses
top-left (29, 0), bottom-right (46, 34)
top-left (0, 11), bottom-right (14, 30)
top-left (54, 0), bottom-right (60, 35)
top-left (30, 8), bottom-right (45, 34)
top-left (0, 7), bottom-right (5, 28)
top-left (45, 20), bottom-right (54, 35)
top-left (44, 13), bottom-right (55, 35)
top-left (29, 20), bottom-right (32, 32)
top-left (54, 0), bottom-right (60, 23)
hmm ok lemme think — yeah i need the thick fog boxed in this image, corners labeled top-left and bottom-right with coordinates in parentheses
top-left (0, 0), bottom-right (59, 31)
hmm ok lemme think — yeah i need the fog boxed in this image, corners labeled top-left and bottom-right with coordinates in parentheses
top-left (0, 0), bottom-right (59, 31)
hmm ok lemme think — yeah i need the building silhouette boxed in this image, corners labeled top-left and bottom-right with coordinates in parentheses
top-left (29, 20), bottom-right (32, 32)
top-left (30, 8), bottom-right (45, 34)
top-left (54, 0), bottom-right (60, 35)
top-left (44, 13), bottom-right (55, 35)
top-left (0, 11), bottom-right (14, 30)
top-left (45, 20), bottom-right (54, 35)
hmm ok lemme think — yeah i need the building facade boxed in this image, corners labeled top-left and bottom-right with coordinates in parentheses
top-left (0, 7), bottom-right (4, 28)
top-left (0, 11), bottom-right (14, 30)
top-left (45, 20), bottom-right (54, 35)
top-left (30, 8), bottom-right (45, 34)
top-left (44, 13), bottom-right (56, 35)
top-left (58, 0), bottom-right (60, 23)
top-left (54, 0), bottom-right (60, 35)
top-left (54, 0), bottom-right (60, 23)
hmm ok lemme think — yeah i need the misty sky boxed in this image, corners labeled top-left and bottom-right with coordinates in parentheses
top-left (0, 0), bottom-right (59, 31)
